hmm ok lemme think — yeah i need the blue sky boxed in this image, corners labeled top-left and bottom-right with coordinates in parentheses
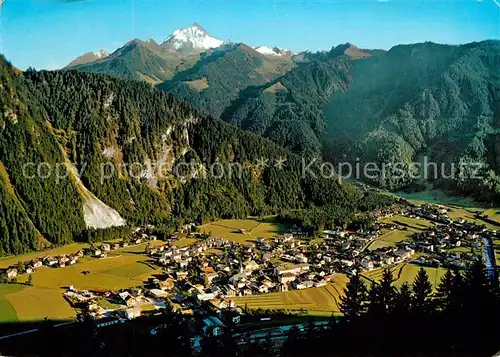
top-left (1, 0), bottom-right (499, 70)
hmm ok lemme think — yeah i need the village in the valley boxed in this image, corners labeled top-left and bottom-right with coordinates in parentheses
top-left (1, 199), bottom-right (499, 344)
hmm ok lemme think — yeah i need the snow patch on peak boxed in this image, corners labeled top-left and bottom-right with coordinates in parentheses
top-left (93, 49), bottom-right (109, 59)
top-left (254, 46), bottom-right (281, 56)
top-left (163, 23), bottom-right (223, 51)
top-left (253, 46), bottom-right (294, 57)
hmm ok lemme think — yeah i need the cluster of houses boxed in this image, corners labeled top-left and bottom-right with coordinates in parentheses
top-left (1, 199), bottom-right (497, 342)
top-left (1, 229), bottom-right (155, 280)
top-left (371, 201), bottom-right (450, 224)
top-left (363, 201), bottom-right (497, 271)
top-left (358, 247), bottom-right (415, 271)
top-left (4, 250), bottom-right (85, 279)
top-left (402, 203), bottom-right (450, 223)
top-left (64, 286), bottom-right (156, 321)
top-left (411, 219), bottom-right (495, 269)
top-left (141, 228), bottom-right (416, 309)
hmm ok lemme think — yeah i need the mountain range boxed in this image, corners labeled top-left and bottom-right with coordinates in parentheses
top-left (66, 24), bottom-right (500, 202)
top-left (66, 24), bottom-right (295, 85)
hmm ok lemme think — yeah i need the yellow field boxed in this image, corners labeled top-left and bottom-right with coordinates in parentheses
top-left (17, 254), bottom-right (155, 291)
top-left (0, 245), bottom-right (164, 323)
top-left (7, 286), bottom-right (76, 321)
top-left (117, 241), bottom-right (165, 253)
top-left (0, 284), bottom-right (25, 322)
top-left (234, 275), bottom-right (348, 316)
top-left (368, 214), bottom-right (432, 251)
top-left (199, 217), bottom-right (287, 243)
top-left (102, 261), bottom-right (155, 279)
top-left (380, 214), bottom-right (434, 230)
top-left (362, 265), bottom-right (400, 282)
top-left (362, 262), bottom-right (447, 288)
top-left (396, 263), bottom-right (447, 287)
top-left (368, 229), bottom-right (416, 251)
top-left (447, 207), bottom-right (500, 231)
top-left (482, 208), bottom-right (500, 224)
top-left (447, 207), bottom-right (478, 221)
top-left (0, 243), bottom-right (90, 269)
top-left (0, 241), bottom-right (165, 323)
top-left (173, 238), bottom-right (198, 247)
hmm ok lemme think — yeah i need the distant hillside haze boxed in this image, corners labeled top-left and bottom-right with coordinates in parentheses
top-left (66, 50), bottom-right (109, 68)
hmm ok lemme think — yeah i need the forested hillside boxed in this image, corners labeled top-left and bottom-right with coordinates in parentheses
top-left (220, 44), bottom-right (358, 156)
top-left (0, 58), bottom-right (86, 255)
top-left (0, 55), bottom-right (391, 256)
top-left (323, 41), bottom-right (500, 199)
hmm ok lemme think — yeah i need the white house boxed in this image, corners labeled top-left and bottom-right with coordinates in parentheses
top-left (274, 263), bottom-right (310, 276)
top-left (6, 268), bottom-right (18, 278)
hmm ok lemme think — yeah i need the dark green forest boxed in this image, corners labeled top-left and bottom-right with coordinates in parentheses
top-left (324, 41), bottom-right (500, 199)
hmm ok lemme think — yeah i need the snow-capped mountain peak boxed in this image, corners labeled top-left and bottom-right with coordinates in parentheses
top-left (162, 23), bottom-right (224, 51)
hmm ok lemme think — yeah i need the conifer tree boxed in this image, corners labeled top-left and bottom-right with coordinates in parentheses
top-left (393, 281), bottom-right (412, 314)
top-left (377, 268), bottom-right (396, 313)
top-left (412, 268), bottom-right (433, 314)
top-left (340, 273), bottom-right (368, 319)
top-left (437, 269), bottom-right (454, 299)
top-left (436, 268), bottom-right (455, 311)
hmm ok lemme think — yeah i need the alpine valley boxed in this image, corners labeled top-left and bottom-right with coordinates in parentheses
top-left (1, 7), bottom-right (500, 356)
top-left (0, 22), bottom-right (499, 257)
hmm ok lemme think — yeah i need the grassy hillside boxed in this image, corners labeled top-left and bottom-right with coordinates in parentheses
top-left (69, 39), bottom-right (200, 84)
